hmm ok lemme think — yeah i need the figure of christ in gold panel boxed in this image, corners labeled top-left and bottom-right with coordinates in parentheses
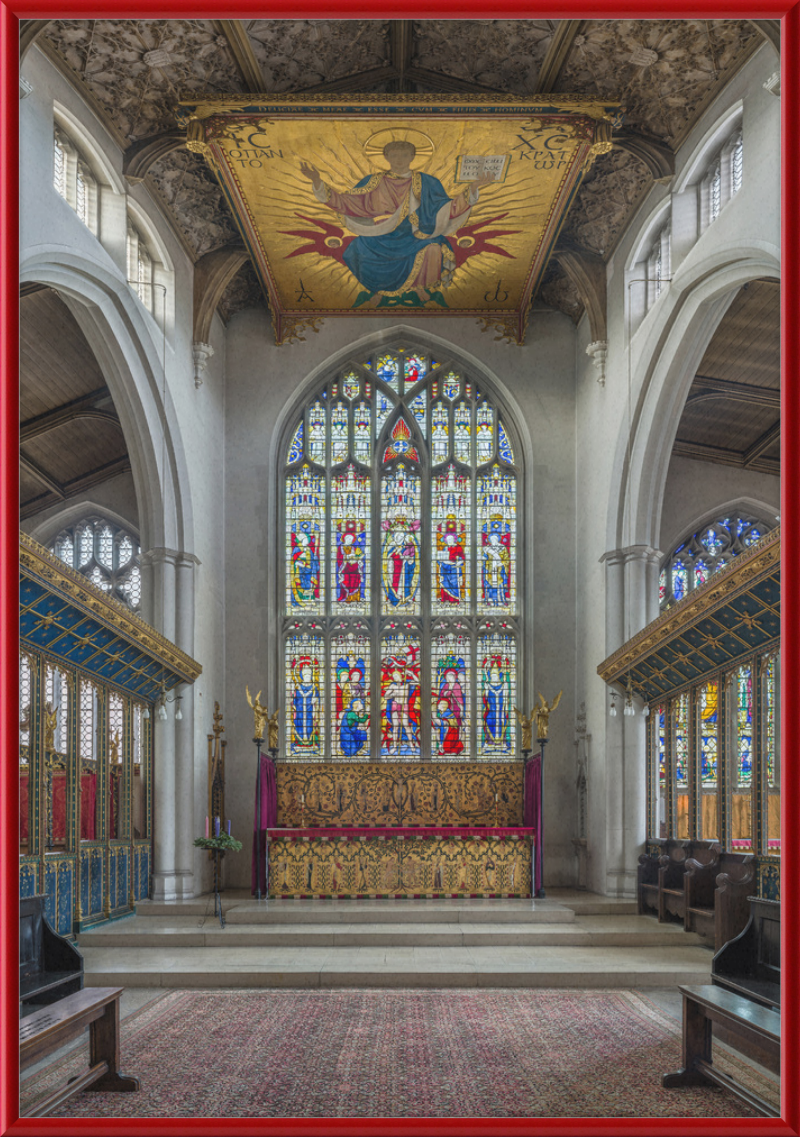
top-left (276, 762), bottom-right (524, 828)
top-left (179, 97), bottom-right (618, 339)
top-left (267, 834), bottom-right (532, 898)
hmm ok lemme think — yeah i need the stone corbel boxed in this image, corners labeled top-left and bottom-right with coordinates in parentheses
top-left (585, 340), bottom-right (608, 386)
top-left (192, 343), bottom-right (214, 389)
top-left (763, 72), bottom-right (780, 97)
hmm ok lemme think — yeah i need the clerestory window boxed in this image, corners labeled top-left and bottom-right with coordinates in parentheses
top-left (53, 127), bottom-right (98, 233)
top-left (659, 511), bottom-right (772, 611)
top-left (283, 346), bottom-right (521, 763)
top-left (49, 516), bottom-right (142, 613)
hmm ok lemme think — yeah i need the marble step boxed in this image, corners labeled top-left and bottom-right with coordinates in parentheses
top-left (78, 916), bottom-right (706, 950)
top-left (81, 942), bottom-right (713, 990)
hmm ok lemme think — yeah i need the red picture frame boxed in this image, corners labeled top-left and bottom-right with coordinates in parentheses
top-left (1, 3), bottom-right (797, 1135)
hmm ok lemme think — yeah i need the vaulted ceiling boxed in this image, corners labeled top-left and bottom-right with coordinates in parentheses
top-left (27, 18), bottom-right (773, 326)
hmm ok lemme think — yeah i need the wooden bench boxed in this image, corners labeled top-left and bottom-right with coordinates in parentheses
top-left (658, 840), bottom-right (721, 924)
top-left (20, 986), bottom-right (140, 1117)
top-left (713, 896), bottom-right (780, 1010)
top-left (20, 894), bottom-right (83, 1016)
top-left (684, 851), bottom-right (755, 950)
top-left (662, 984), bottom-right (780, 1116)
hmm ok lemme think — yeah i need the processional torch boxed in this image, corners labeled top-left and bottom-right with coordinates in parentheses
top-left (246, 687), bottom-right (279, 903)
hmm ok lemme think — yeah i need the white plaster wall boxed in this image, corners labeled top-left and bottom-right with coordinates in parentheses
top-left (20, 46), bottom-right (229, 896)
top-left (222, 309), bottom-right (580, 890)
top-left (573, 43), bottom-right (780, 895)
top-left (659, 456), bottom-right (779, 553)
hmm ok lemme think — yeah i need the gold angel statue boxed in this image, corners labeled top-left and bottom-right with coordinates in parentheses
top-left (266, 709), bottom-right (280, 751)
top-left (513, 706), bottom-right (536, 751)
top-left (43, 701), bottom-right (59, 751)
top-left (246, 686), bottom-right (270, 740)
top-left (533, 691), bottom-right (562, 739)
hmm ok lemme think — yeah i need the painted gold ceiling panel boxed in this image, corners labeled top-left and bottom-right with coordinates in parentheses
top-left (244, 20), bottom-right (392, 91)
top-left (43, 19), bottom-right (244, 143)
top-left (555, 19), bottom-right (760, 145)
top-left (178, 94), bottom-right (621, 343)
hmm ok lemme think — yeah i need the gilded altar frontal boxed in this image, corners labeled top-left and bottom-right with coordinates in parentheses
top-left (268, 831), bottom-right (531, 899)
top-left (177, 95), bottom-right (620, 343)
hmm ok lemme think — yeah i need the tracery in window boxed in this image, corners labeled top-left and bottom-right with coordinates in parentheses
top-left (659, 511), bottom-right (772, 610)
top-left (50, 517), bottom-right (141, 613)
top-left (283, 347), bottom-right (520, 762)
top-left (701, 125), bottom-right (743, 231)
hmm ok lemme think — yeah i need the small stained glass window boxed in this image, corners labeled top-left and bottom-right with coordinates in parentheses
top-left (50, 517), bottom-right (142, 614)
top-left (660, 511), bottom-right (774, 610)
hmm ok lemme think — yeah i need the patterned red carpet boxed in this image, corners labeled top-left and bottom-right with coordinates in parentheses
top-left (21, 988), bottom-right (778, 1119)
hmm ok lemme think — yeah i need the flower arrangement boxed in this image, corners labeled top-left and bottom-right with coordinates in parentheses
top-left (194, 833), bottom-right (242, 853)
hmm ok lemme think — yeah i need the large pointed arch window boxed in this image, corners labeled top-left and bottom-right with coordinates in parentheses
top-left (283, 347), bottom-right (520, 763)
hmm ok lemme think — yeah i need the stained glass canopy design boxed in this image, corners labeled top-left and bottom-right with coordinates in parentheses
top-left (177, 94), bottom-right (621, 344)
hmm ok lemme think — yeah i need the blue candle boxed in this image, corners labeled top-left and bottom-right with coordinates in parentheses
top-left (215, 817), bottom-right (220, 836)
top-left (227, 820), bottom-right (231, 835)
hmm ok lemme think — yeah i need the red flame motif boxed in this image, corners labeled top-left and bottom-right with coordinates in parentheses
top-left (281, 212), bottom-right (520, 273)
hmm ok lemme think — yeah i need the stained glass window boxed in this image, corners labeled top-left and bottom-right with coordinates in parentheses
top-left (282, 345), bottom-right (519, 761)
top-left (286, 627), bottom-right (324, 757)
top-left (674, 693), bottom-right (688, 788)
top-left (656, 705), bottom-right (666, 788)
top-left (737, 664), bottom-right (752, 786)
top-left (50, 517), bottom-right (141, 613)
top-left (79, 679), bottom-right (96, 764)
top-left (765, 655), bottom-right (776, 785)
top-left (44, 663), bottom-right (69, 756)
top-left (20, 654), bottom-right (32, 756)
top-left (699, 681), bottom-right (718, 785)
top-left (659, 511), bottom-right (775, 610)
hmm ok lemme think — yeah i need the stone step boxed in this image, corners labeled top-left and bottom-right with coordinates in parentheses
top-left (81, 943), bottom-right (713, 990)
top-left (134, 898), bottom-right (579, 925)
top-left (78, 916), bottom-right (705, 951)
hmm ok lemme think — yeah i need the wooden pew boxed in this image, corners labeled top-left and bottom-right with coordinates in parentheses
top-left (20, 987), bottom-right (140, 1117)
top-left (20, 894), bottom-right (83, 1016)
top-left (661, 984), bottom-right (780, 1117)
top-left (713, 896), bottom-right (780, 1009)
top-left (637, 849), bottom-right (661, 917)
top-left (658, 840), bottom-right (720, 924)
top-left (684, 851), bottom-right (756, 950)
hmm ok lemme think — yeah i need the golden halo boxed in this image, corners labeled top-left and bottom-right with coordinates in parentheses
top-left (364, 128), bottom-right (435, 167)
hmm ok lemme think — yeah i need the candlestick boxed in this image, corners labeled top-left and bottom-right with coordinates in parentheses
top-left (205, 816), bottom-right (209, 838)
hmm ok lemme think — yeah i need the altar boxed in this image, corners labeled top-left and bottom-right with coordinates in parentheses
top-left (266, 826), bottom-right (534, 899)
top-left (253, 760), bottom-right (539, 899)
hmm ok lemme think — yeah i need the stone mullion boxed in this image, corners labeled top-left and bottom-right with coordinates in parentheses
top-left (753, 654), bottom-right (767, 856)
top-left (718, 671), bottom-right (733, 850)
top-left (688, 686), bottom-right (701, 839)
top-left (664, 699), bottom-right (676, 837)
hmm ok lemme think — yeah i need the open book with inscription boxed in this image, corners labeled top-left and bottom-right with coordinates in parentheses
top-left (456, 154), bottom-right (510, 183)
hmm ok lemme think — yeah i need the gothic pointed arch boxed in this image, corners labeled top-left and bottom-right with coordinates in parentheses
top-left (280, 335), bottom-right (524, 764)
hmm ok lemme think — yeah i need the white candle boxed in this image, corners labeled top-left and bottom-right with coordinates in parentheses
top-left (301, 792), bottom-right (305, 804)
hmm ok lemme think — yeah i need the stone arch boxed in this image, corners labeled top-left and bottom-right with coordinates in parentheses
top-left (19, 250), bottom-right (195, 568)
top-left (606, 244), bottom-right (781, 561)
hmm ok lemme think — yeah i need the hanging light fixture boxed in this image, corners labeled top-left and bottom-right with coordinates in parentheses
top-left (143, 682), bottom-right (182, 721)
top-left (608, 690), bottom-right (619, 717)
top-left (623, 674), bottom-right (636, 716)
